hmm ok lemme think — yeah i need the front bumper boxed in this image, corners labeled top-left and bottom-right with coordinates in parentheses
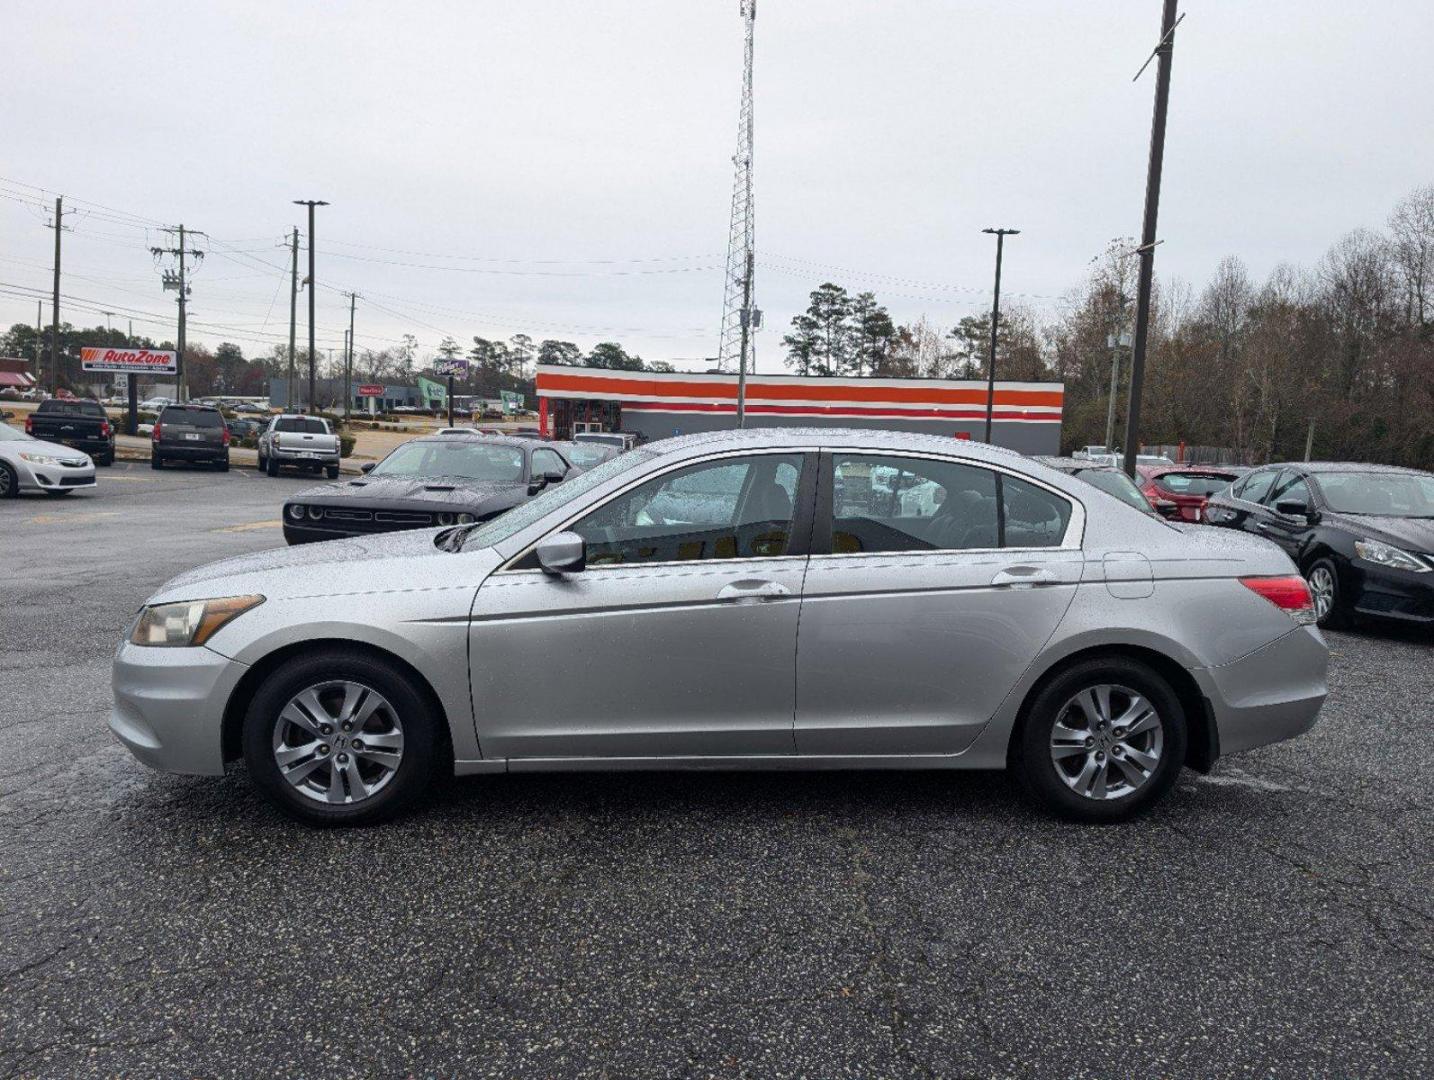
top-left (17, 459), bottom-right (96, 491)
top-left (1349, 563), bottom-right (1434, 623)
top-left (109, 640), bottom-right (248, 775)
top-left (1196, 625), bottom-right (1329, 755)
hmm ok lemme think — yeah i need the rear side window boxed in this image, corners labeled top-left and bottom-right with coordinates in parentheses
top-left (829, 455), bottom-right (1000, 553)
top-left (1003, 474), bottom-right (1072, 548)
top-left (160, 407), bottom-right (223, 428)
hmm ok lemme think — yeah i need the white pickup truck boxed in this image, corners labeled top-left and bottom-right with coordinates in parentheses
top-left (257, 415), bottom-right (342, 478)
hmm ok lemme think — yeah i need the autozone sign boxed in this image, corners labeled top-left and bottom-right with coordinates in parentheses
top-left (357, 384), bottom-right (386, 397)
top-left (80, 347), bottom-right (178, 374)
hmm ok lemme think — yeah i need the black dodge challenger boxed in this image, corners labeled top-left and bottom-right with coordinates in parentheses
top-left (283, 434), bottom-right (577, 545)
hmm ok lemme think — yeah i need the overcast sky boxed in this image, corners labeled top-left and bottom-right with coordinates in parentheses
top-left (4, 1), bottom-right (1433, 373)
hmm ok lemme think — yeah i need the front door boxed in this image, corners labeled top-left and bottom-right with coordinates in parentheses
top-left (795, 452), bottom-right (1081, 756)
top-left (469, 451), bottom-right (814, 759)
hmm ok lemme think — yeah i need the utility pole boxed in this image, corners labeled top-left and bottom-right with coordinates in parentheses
top-left (33, 301), bottom-right (42, 389)
top-left (293, 200), bottom-right (328, 413)
top-left (287, 227), bottom-right (299, 411)
top-left (151, 225), bottom-right (205, 402)
top-left (736, 250), bottom-right (753, 428)
top-left (48, 197), bottom-right (64, 394)
top-left (718, 0), bottom-right (758, 426)
top-left (1122, 0), bottom-right (1181, 478)
top-left (981, 227), bottom-right (1019, 444)
top-left (343, 292), bottom-right (359, 422)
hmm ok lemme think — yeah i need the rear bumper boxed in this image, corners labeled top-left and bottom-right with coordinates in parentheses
top-left (1196, 625), bottom-right (1328, 755)
top-left (48, 435), bottom-right (113, 456)
top-left (109, 640), bottom-right (246, 776)
top-left (269, 446), bottom-right (340, 465)
top-left (155, 442), bottom-right (227, 462)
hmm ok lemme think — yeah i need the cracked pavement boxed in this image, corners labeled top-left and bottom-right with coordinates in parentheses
top-left (1, 463), bottom-right (1431, 1078)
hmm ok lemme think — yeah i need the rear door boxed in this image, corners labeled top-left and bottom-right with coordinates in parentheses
top-left (469, 450), bottom-right (816, 759)
top-left (160, 407), bottom-right (225, 450)
top-left (794, 451), bottom-right (1082, 757)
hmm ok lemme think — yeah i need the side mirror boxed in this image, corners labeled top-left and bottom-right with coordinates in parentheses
top-left (536, 531), bottom-right (585, 575)
top-left (544, 469), bottom-right (566, 484)
top-left (360, 462), bottom-right (376, 474)
top-left (1275, 498), bottom-right (1313, 520)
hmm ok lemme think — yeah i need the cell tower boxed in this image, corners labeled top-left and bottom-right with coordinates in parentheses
top-left (717, 0), bottom-right (758, 412)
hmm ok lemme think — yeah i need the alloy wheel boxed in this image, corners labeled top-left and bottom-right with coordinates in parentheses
top-left (1049, 684), bottom-right (1164, 801)
top-left (1307, 566), bottom-right (1335, 622)
top-left (272, 680), bottom-right (405, 805)
top-left (0, 467), bottom-right (11, 497)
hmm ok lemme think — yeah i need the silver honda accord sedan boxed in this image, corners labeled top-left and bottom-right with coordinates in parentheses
top-left (110, 428), bottom-right (1329, 825)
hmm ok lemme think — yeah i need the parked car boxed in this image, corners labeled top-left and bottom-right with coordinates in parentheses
top-left (257, 415), bottom-right (341, 478)
top-left (553, 439), bottom-right (619, 470)
top-left (573, 431), bottom-right (637, 452)
top-left (1203, 461), bottom-right (1434, 628)
top-left (281, 434), bottom-right (576, 545)
top-left (1034, 457), bottom-right (1172, 518)
top-left (24, 398), bottom-right (115, 465)
top-left (232, 402), bottom-right (269, 415)
top-left (435, 426), bottom-right (481, 436)
top-left (111, 427), bottom-right (1327, 825)
top-left (0, 419), bottom-right (97, 497)
top-left (138, 397), bottom-right (173, 411)
top-left (507, 426), bottom-right (548, 440)
top-left (1137, 464), bottom-right (1244, 522)
top-left (151, 403), bottom-right (230, 471)
top-left (225, 418), bottom-right (264, 440)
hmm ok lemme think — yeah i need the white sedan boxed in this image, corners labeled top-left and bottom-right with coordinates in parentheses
top-left (0, 420), bottom-right (97, 497)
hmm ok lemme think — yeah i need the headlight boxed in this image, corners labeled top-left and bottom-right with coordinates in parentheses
top-left (287, 504), bottom-right (305, 520)
top-left (457, 513), bottom-right (475, 524)
top-left (307, 506), bottom-right (323, 520)
top-left (437, 512), bottom-right (454, 526)
top-left (1354, 538), bottom-right (1430, 573)
top-left (129, 595), bottom-right (265, 647)
top-left (18, 451), bottom-right (62, 466)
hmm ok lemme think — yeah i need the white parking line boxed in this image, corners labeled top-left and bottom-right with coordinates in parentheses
top-left (1197, 769), bottom-right (1293, 794)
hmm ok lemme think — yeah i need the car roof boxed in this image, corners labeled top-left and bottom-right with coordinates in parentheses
top-left (649, 426), bottom-right (1025, 463)
top-left (1033, 456), bottom-right (1119, 474)
top-left (1139, 462), bottom-right (1242, 474)
top-left (409, 433), bottom-right (532, 449)
top-left (1281, 461), bottom-right (1433, 477)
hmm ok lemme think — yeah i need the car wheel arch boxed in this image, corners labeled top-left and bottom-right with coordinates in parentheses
top-left (1004, 643), bottom-right (1217, 775)
top-left (221, 638), bottom-right (454, 770)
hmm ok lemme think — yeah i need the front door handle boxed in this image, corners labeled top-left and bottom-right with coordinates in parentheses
top-left (991, 566), bottom-right (1058, 588)
top-left (717, 579), bottom-right (791, 602)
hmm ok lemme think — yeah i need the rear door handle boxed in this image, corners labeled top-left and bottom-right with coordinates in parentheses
top-left (717, 579), bottom-right (791, 602)
top-left (991, 566), bottom-right (1058, 588)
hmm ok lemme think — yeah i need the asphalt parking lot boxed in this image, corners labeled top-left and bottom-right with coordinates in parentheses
top-left (1, 464), bottom-right (1430, 1079)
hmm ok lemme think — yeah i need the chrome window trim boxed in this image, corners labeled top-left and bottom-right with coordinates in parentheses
top-left (495, 446), bottom-right (821, 574)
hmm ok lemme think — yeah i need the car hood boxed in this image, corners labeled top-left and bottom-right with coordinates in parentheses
top-left (3, 436), bottom-right (90, 460)
top-left (148, 527), bottom-right (502, 604)
top-left (1327, 513), bottom-right (1434, 554)
top-left (289, 474), bottom-right (525, 509)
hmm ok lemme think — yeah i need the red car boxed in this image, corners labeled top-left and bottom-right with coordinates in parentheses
top-left (1137, 464), bottom-right (1244, 522)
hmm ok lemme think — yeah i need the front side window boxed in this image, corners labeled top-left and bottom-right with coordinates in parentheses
top-left (1267, 470), bottom-right (1311, 508)
top-left (571, 454), bottom-right (804, 565)
top-left (1233, 469), bottom-right (1277, 504)
top-left (530, 448), bottom-right (568, 479)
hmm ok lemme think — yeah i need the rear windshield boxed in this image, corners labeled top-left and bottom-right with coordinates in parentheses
top-left (275, 418), bottom-right (328, 434)
top-left (39, 401), bottom-right (105, 417)
top-left (159, 406), bottom-right (223, 428)
top-left (1156, 471), bottom-right (1238, 497)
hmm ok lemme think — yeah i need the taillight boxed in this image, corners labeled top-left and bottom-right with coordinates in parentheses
top-left (100, 420), bottom-right (111, 437)
top-left (152, 421), bottom-right (162, 441)
top-left (222, 426), bottom-right (231, 445)
top-left (24, 415), bottom-right (33, 434)
top-left (1240, 575), bottom-right (1316, 625)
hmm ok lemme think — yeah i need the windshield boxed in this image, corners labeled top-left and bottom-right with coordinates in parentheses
top-left (0, 421), bottom-right (30, 441)
top-left (1156, 471), bottom-right (1238, 497)
top-left (457, 448), bottom-right (657, 550)
top-left (275, 417), bottom-right (328, 434)
top-left (373, 440), bottom-right (526, 482)
top-left (1075, 468), bottom-right (1158, 516)
top-left (1315, 471), bottom-right (1434, 517)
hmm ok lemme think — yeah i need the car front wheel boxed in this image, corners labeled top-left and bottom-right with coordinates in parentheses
top-left (1016, 657), bottom-right (1187, 823)
top-left (242, 650), bottom-right (440, 825)
top-left (1305, 557), bottom-right (1351, 630)
top-left (0, 462), bottom-right (17, 498)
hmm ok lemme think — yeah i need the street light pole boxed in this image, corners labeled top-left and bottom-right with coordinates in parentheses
top-left (980, 227), bottom-right (1019, 444)
top-left (293, 200), bottom-right (328, 412)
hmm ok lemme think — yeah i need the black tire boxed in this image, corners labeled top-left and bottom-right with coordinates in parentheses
top-left (218, 457), bottom-right (230, 472)
top-left (266, 456), bottom-right (280, 477)
top-left (0, 461), bottom-right (17, 499)
top-left (256, 452), bottom-right (267, 471)
top-left (325, 465), bottom-right (339, 480)
top-left (98, 453), bottom-right (114, 467)
top-left (1015, 657), bottom-right (1187, 824)
top-left (242, 649), bottom-right (440, 826)
top-left (150, 453), bottom-right (163, 470)
top-left (1305, 556), bottom-right (1352, 631)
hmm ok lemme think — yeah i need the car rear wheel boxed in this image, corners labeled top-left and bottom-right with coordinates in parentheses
top-left (1016, 657), bottom-right (1187, 823)
top-left (0, 462), bottom-right (17, 498)
top-left (150, 453), bottom-right (163, 469)
top-left (266, 456), bottom-right (279, 477)
top-left (218, 457), bottom-right (230, 472)
top-left (1305, 557), bottom-right (1350, 630)
top-left (242, 650), bottom-right (440, 825)
top-left (326, 465), bottom-right (339, 479)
